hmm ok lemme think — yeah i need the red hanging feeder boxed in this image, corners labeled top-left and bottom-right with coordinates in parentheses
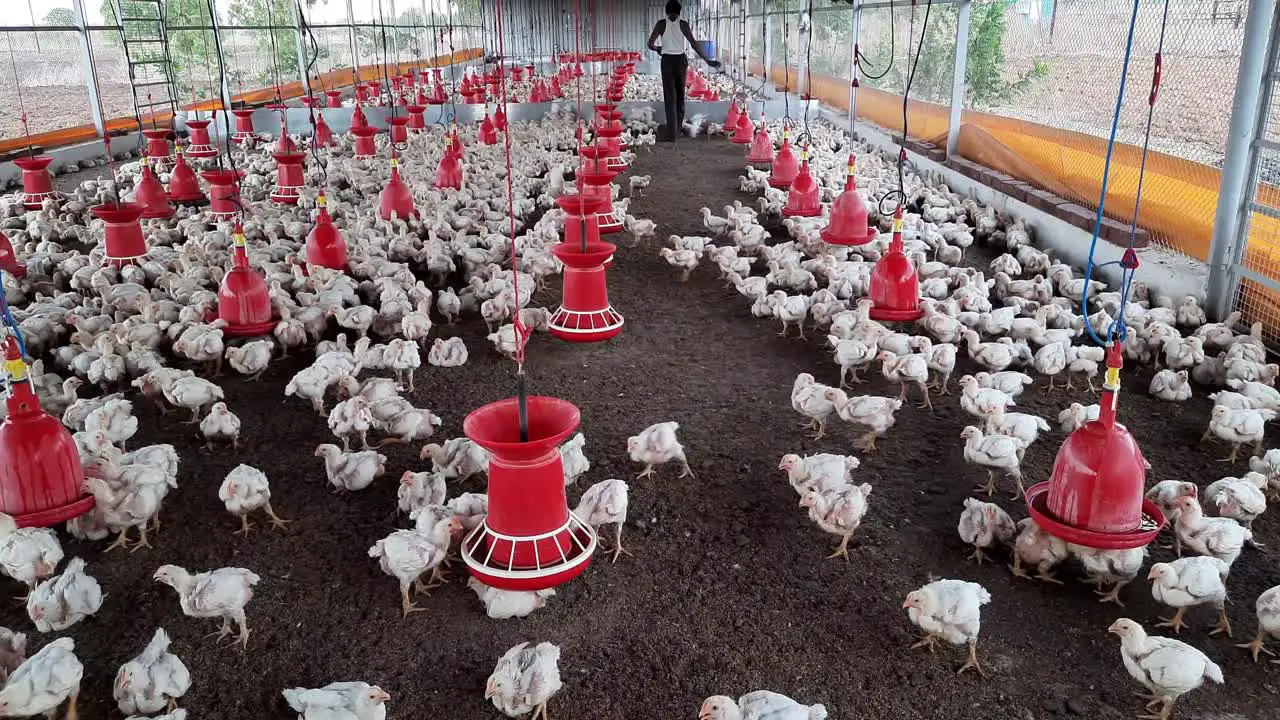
top-left (141, 128), bottom-right (174, 170)
top-left (782, 149), bottom-right (822, 218)
top-left (200, 168), bottom-right (242, 223)
top-left (548, 195), bottom-right (623, 342)
top-left (406, 104), bottom-right (427, 131)
top-left (167, 146), bottom-right (206, 204)
top-left (0, 233), bottom-right (26, 278)
top-left (867, 208), bottom-right (924, 322)
top-left (1026, 343), bottom-right (1164, 549)
top-left (434, 141), bottom-right (463, 190)
top-left (820, 155), bottom-right (877, 246)
top-left (577, 162), bottom-right (622, 235)
top-left (769, 132), bottom-right (798, 188)
top-left (306, 192), bottom-right (349, 270)
top-left (379, 155), bottom-right (416, 220)
top-left (460, 396), bottom-right (596, 591)
top-left (351, 104), bottom-right (369, 131)
top-left (325, 90), bottom-right (343, 108)
top-left (388, 116), bottom-right (410, 145)
top-left (725, 100), bottom-right (741, 135)
top-left (299, 95), bottom-right (318, 108)
top-left (731, 109), bottom-right (753, 144)
top-left (133, 157), bottom-right (174, 219)
top-left (231, 109), bottom-right (256, 144)
top-left (217, 224), bottom-right (276, 336)
top-left (479, 111), bottom-right (498, 145)
top-left (351, 126), bottom-right (378, 159)
top-left (0, 339), bottom-right (94, 528)
top-left (493, 104), bottom-right (508, 132)
top-left (184, 119), bottom-right (218, 157)
top-left (312, 113), bottom-right (335, 148)
top-left (356, 83), bottom-right (370, 104)
top-left (12, 156), bottom-right (60, 211)
top-left (91, 202), bottom-right (148, 267)
top-left (271, 151), bottom-right (306, 205)
top-left (367, 81), bottom-right (383, 104)
top-left (747, 116), bottom-right (773, 163)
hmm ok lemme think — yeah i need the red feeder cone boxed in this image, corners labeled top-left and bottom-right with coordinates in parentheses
top-left (747, 117), bottom-right (773, 163)
top-left (356, 83), bottom-right (370, 104)
top-left (731, 110), bottom-right (754, 144)
top-left (1026, 343), bottom-right (1164, 549)
top-left (218, 224), bottom-right (276, 336)
top-left (867, 208), bottom-right (924, 323)
top-left (92, 202), bottom-right (148, 267)
top-left (325, 90), bottom-right (343, 108)
top-left (783, 151), bottom-right (822, 218)
top-left (460, 396), bottom-right (596, 591)
top-left (351, 126), bottom-right (378, 160)
top-left (769, 133), bottom-right (798, 188)
top-left (306, 192), bottom-right (349, 270)
top-left (820, 156), bottom-right (877, 246)
top-left (351, 103), bottom-right (369, 131)
top-left (0, 232), bottom-right (26, 278)
top-left (407, 104), bottom-right (427, 131)
top-left (231, 109), bottom-right (256, 144)
top-left (493, 105), bottom-right (507, 132)
top-left (312, 113), bottom-right (335, 148)
top-left (0, 339), bottom-right (94, 527)
top-left (379, 157), bottom-right (416, 220)
top-left (549, 195), bottom-right (624, 342)
top-left (12, 156), bottom-right (60, 211)
top-left (200, 169), bottom-right (242, 223)
top-left (479, 112), bottom-right (498, 145)
top-left (577, 162), bottom-right (622, 235)
top-left (725, 100), bottom-right (741, 137)
top-left (434, 140), bottom-right (463, 190)
top-left (271, 151), bottom-right (306, 205)
top-left (389, 116), bottom-right (410, 145)
top-left (133, 158), bottom-right (174, 219)
top-left (141, 128), bottom-right (174, 170)
top-left (167, 147), bottom-right (206, 204)
top-left (184, 119), bottom-right (217, 157)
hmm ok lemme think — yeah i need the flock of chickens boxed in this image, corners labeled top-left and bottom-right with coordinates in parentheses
top-left (644, 116), bottom-right (1280, 719)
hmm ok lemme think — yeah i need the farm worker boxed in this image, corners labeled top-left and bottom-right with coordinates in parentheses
top-left (646, 0), bottom-right (721, 141)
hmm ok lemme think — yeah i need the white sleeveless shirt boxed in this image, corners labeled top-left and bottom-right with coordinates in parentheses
top-left (660, 17), bottom-right (687, 55)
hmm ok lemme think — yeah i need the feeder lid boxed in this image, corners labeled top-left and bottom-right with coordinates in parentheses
top-left (12, 155), bottom-right (53, 171)
top-left (90, 202), bottom-right (146, 223)
top-left (552, 239), bottom-right (616, 268)
top-left (556, 194), bottom-right (607, 216)
top-left (463, 396), bottom-right (581, 461)
top-left (576, 164), bottom-right (617, 186)
top-left (350, 126), bottom-right (378, 137)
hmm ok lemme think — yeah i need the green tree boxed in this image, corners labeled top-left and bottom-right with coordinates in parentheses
top-left (42, 7), bottom-right (78, 25)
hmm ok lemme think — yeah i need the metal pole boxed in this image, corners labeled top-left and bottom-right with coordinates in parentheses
top-left (208, 2), bottom-right (235, 113)
top-left (388, 0), bottom-right (400, 74)
top-left (71, 0), bottom-right (104, 136)
top-left (946, 0), bottom-right (971, 157)
top-left (348, 0), bottom-right (361, 87)
top-left (290, 0), bottom-right (311, 96)
top-left (763, 10), bottom-right (772, 87)
top-left (849, 1), bottom-right (861, 130)
top-left (1207, 0), bottom-right (1277, 319)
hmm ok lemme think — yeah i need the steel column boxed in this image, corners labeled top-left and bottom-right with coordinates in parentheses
top-left (71, 0), bottom-right (105, 136)
top-left (946, 0), bottom-right (971, 157)
top-left (208, 3), bottom-right (236, 113)
top-left (290, 0), bottom-right (311, 97)
top-left (1207, 0), bottom-right (1278, 319)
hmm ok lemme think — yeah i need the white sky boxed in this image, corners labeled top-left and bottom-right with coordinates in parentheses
top-left (4, 0), bottom-right (461, 27)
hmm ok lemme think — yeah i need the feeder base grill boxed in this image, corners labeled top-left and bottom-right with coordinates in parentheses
top-left (1025, 483), bottom-right (1164, 550)
top-left (868, 305), bottom-right (924, 323)
top-left (821, 226), bottom-right (877, 247)
top-left (215, 317), bottom-right (278, 338)
top-left (13, 495), bottom-right (95, 528)
top-left (461, 512), bottom-right (597, 592)
top-left (548, 307), bottom-right (624, 343)
top-left (767, 178), bottom-right (793, 189)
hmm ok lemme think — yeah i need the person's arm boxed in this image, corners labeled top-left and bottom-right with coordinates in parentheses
top-left (681, 20), bottom-right (720, 66)
top-left (647, 20), bottom-right (663, 53)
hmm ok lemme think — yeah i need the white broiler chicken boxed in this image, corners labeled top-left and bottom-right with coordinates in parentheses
top-left (0, 514), bottom-right (63, 592)
top-left (1010, 517), bottom-right (1069, 584)
top-left (627, 421), bottom-right (693, 479)
top-left (84, 398), bottom-right (137, 449)
top-left (1202, 405), bottom-right (1275, 462)
top-left (282, 682), bottom-right (390, 720)
top-left (961, 329), bottom-right (1014, 372)
top-left (1032, 341), bottom-right (1068, 390)
top-left (485, 641), bottom-right (562, 720)
top-left (328, 396), bottom-right (374, 451)
top-left (660, 247), bottom-right (701, 282)
top-left (163, 375), bottom-right (224, 422)
top-left (957, 498), bottom-right (1015, 564)
top-left (225, 339), bottom-right (273, 380)
top-left (114, 628), bottom-right (190, 716)
top-left (153, 565), bottom-right (259, 649)
top-left (0, 628), bottom-right (25, 683)
top-left (903, 579), bottom-right (991, 676)
top-left (199, 402), bottom-right (241, 450)
top-left (832, 393), bottom-right (902, 451)
top-left (1172, 495), bottom-right (1250, 567)
top-left (384, 338), bottom-right (421, 391)
top-left (957, 376), bottom-right (1015, 420)
top-left (26, 557), bottom-right (102, 632)
top-left (960, 425), bottom-right (1026, 499)
top-left (1149, 369), bottom-right (1192, 402)
top-left (1148, 556), bottom-right (1231, 636)
top-left (1204, 472), bottom-right (1268, 540)
top-left (1064, 344), bottom-right (1106, 392)
top-left (0, 637), bottom-right (82, 719)
top-left (1239, 585), bottom-right (1280, 662)
top-left (467, 578), bottom-right (555, 620)
top-left (420, 437), bottom-right (489, 483)
top-left (219, 464), bottom-right (289, 535)
top-left (368, 516), bottom-right (460, 617)
top-left (1070, 543), bottom-right (1148, 606)
top-left (397, 471), bottom-right (447, 516)
top-left (791, 373), bottom-right (838, 439)
top-left (285, 365), bottom-right (333, 415)
top-left (574, 478), bottom-right (630, 562)
top-left (878, 351), bottom-right (932, 410)
top-left (778, 453), bottom-right (858, 495)
top-left (559, 433), bottom-right (590, 486)
top-left (983, 408), bottom-right (1049, 459)
top-left (799, 483), bottom-right (872, 560)
top-left (428, 336), bottom-right (468, 367)
top-left (315, 444), bottom-right (387, 492)
top-left (698, 691), bottom-right (828, 720)
top-left (1108, 618), bottom-right (1223, 720)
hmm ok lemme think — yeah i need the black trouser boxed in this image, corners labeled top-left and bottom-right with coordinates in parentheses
top-left (660, 54), bottom-right (688, 138)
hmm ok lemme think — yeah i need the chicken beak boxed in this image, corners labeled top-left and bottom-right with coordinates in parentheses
top-left (1146, 568), bottom-right (1158, 580)
top-left (699, 713), bottom-right (713, 720)
top-left (1106, 621), bottom-right (1121, 635)
top-left (483, 681), bottom-right (496, 700)
top-left (373, 688), bottom-right (391, 702)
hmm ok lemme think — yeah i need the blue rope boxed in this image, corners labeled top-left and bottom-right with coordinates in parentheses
top-left (1080, 0), bottom-right (1142, 347)
top-left (0, 271), bottom-right (27, 358)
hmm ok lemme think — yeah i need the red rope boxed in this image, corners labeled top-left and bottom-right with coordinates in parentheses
top-left (495, 0), bottom-right (529, 370)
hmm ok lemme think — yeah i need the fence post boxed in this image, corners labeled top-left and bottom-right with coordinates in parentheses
top-left (290, 0), bottom-right (311, 97)
top-left (71, 0), bottom-right (104, 137)
top-left (947, 0), bottom-right (971, 158)
top-left (1206, 0), bottom-right (1277, 320)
